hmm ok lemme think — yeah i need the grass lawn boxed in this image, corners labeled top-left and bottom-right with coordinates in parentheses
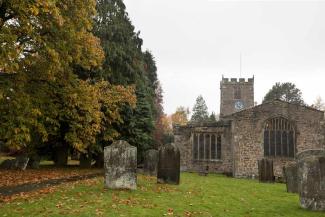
top-left (0, 173), bottom-right (324, 217)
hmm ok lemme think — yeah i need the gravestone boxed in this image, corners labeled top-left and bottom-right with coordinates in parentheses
top-left (283, 162), bottom-right (298, 193)
top-left (104, 140), bottom-right (137, 190)
top-left (143, 149), bottom-right (158, 176)
top-left (296, 149), bottom-right (325, 193)
top-left (258, 158), bottom-right (274, 183)
top-left (15, 156), bottom-right (29, 170)
top-left (0, 159), bottom-right (16, 169)
top-left (157, 143), bottom-right (180, 185)
top-left (297, 150), bottom-right (325, 211)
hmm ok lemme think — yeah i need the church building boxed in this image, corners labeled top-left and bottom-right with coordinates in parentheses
top-left (174, 77), bottom-right (325, 178)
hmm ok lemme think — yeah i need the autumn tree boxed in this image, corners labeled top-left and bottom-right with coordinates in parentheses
top-left (0, 0), bottom-right (137, 167)
top-left (191, 95), bottom-right (209, 122)
top-left (1, 0), bottom-right (101, 152)
top-left (152, 82), bottom-right (166, 147)
top-left (0, 0), bottom-right (162, 166)
top-left (263, 82), bottom-right (304, 105)
top-left (0, 0), bottom-right (103, 76)
top-left (171, 107), bottom-right (190, 126)
top-left (155, 114), bottom-right (173, 144)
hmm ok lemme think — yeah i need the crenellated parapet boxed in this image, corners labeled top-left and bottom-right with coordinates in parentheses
top-left (221, 76), bottom-right (254, 84)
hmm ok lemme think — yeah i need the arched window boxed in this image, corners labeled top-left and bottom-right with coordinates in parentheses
top-left (263, 117), bottom-right (295, 158)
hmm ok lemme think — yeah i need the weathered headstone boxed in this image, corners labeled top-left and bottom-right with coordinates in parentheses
top-left (157, 143), bottom-right (180, 185)
top-left (143, 149), bottom-right (158, 176)
top-left (258, 158), bottom-right (274, 183)
top-left (104, 140), bottom-right (137, 190)
top-left (0, 159), bottom-right (15, 169)
top-left (296, 149), bottom-right (325, 193)
top-left (298, 150), bottom-right (325, 211)
top-left (14, 156), bottom-right (29, 170)
top-left (283, 162), bottom-right (298, 193)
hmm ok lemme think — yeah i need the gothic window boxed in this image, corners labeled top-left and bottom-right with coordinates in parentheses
top-left (192, 133), bottom-right (222, 161)
top-left (263, 117), bottom-right (295, 158)
top-left (234, 86), bottom-right (241, 99)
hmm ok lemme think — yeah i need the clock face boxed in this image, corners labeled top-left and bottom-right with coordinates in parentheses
top-left (234, 100), bottom-right (244, 110)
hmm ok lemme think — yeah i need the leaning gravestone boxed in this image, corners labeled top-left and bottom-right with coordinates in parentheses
top-left (258, 158), bottom-right (274, 183)
top-left (15, 156), bottom-right (30, 170)
top-left (283, 162), bottom-right (298, 193)
top-left (143, 149), bottom-right (158, 176)
top-left (157, 143), bottom-right (180, 185)
top-left (297, 150), bottom-right (325, 211)
top-left (104, 140), bottom-right (137, 190)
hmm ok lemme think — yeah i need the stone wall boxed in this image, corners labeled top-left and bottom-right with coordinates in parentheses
top-left (174, 121), bottom-right (233, 175)
top-left (228, 100), bottom-right (325, 178)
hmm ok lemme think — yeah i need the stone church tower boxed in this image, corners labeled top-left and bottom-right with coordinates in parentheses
top-left (220, 77), bottom-right (254, 117)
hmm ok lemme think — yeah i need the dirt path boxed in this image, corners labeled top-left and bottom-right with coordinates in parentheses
top-left (0, 172), bottom-right (103, 196)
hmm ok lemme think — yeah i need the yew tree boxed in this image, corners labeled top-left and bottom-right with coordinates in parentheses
top-left (263, 82), bottom-right (304, 105)
top-left (92, 0), bottom-right (162, 160)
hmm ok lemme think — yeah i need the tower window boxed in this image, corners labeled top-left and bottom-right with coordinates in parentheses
top-left (234, 86), bottom-right (241, 99)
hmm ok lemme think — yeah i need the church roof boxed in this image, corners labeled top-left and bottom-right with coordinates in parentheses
top-left (223, 99), bottom-right (324, 118)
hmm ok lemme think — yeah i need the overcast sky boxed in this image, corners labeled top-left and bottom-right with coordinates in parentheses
top-left (123, 0), bottom-right (325, 115)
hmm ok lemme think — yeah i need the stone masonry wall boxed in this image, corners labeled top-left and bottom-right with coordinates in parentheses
top-left (220, 77), bottom-right (254, 117)
top-left (228, 100), bottom-right (325, 178)
top-left (174, 122), bottom-right (233, 174)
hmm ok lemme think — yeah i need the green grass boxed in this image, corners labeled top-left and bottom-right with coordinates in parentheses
top-left (0, 173), bottom-right (324, 217)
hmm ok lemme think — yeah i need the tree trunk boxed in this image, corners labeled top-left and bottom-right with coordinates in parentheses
top-left (94, 153), bottom-right (104, 168)
top-left (53, 145), bottom-right (68, 167)
top-left (79, 153), bottom-right (92, 168)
